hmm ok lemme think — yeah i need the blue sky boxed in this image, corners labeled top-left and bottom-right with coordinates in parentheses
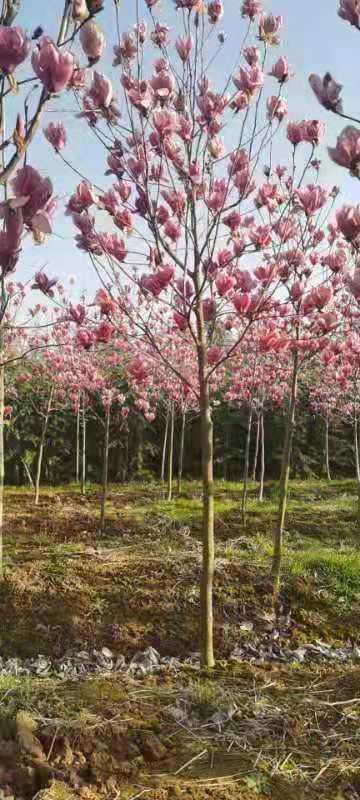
top-left (10, 0), bottom-right (360, 297)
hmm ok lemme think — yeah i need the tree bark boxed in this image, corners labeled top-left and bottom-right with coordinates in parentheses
top-left (81, 395), bottom-right (86, 496)
top-left (324, 416), bottom-right (331, 481)
top-left (0, 357), bottom-right (4, 580)
top-left (271, 350), bottom-right (299, 593)
top-left (75, 398), bottom-right (80, 484)
top-left (161, 405), bottom-right (170, 483)
top-left (177, 407), bottom-right (186, 494)
top-left (198, 352), bottom-right (215, 668)
top-left (241, 402), bottom-right (253, 526)
top-left (100, 404), bottom-right (111, 531)
top-left (166, 401), bottom-right (175, 502)
top-left (259, 409), bottom-right (265, 502)
top-left (34, 387), bottom-right (53, 506)
top-left (251, 411), bottom-right (260, 481)
top-left (354, 417), bottom-right (360, 520)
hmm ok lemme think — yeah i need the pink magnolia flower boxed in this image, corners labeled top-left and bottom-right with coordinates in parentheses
top-left (32, 271), bottom-right (57, 298)
top-left (328, 126), bottom-right (360, 176)
top-left (175, 36), bottom-right (192, 62)
top-left (44, 122), bottom-right (66, 152)
top-left (164, 219), bottom-right (181, 242)
top-left (72, 0), bottom-right (88, 20)
top-left (348, 268), bottom-right (360, 298)
top-left (96, 320), bottom-right (115, 343)
top-left (304, 120), bottom-right (326, 145)
top-left (258, 14), bottom-right (283, 45)
top-left (255, 182), bottom-right (283, 212)
top-left (309, 73), bottom-right (343, 112)
top-left (113, 33), bottom-right (137, 65)
top-left (207, 1), bottom-right (224, 24)
top-left (233, 293), bottom-right (251, 315)
top-left (336, 204), bottom-right (360, 243)
top-left (269, 56), bottom-right (293, 83)
top-left (173, 311), bottom-right (187, 331)
top-left (114, 209), bottom-right (133, 234)
top-left (12, 165), bottom-right (53, 229)
top-left (67, 181), bottom-right (97, 214)
top-left (233, 65), bottom-right (264, 95)
top-left (69, 304), bottom-right (86, 324)
top-left (295, 184), bottom-right (328, 216)
top-left (80, 20), bottom-right (105, 64)
top-left (77, 330), bottom-right (94, 350)
top-left (241, 0), bottom-right (262, 19)
top-left (207, 345), bottom-right (224, 365)
top-left (151, 23), bottom-right (171, 47)
top-left (0, 26), bottom-right (30, 73)
top-left (311, 285), bottom-right (333, 310)
top-left (95, 289), bottom-right (116, 316)
top-left (32, 37), bottom-right (74, 94)
top-left (267, 96), bottom-right (287, 121)
top-left (215, 274), bottom-right (235, 296)
top-left (243, 46), bottom-right (260, 66)
top-left (338, 0), bottom-right (360, 28)
top-left (99, 233), bottom-right (127, 262)
top-left (151, 69), bottom-right (175, 102)
top-left (208, 136), bottom-right (225, 159)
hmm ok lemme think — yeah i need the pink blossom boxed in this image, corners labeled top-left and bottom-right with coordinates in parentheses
top-left (258, 14), bottom-right (283, 45)
top-left (207, 346), bottom-right (224, 365)
top-left (233, 293), bottom-right (251, 315)
top-left (96, 320), bottom-right (115, 343)
top-left (255, 182), bottom-right (283, 212)
top-left (32, 271), bottom-right (57, 298)
top-left (295, 184), bottom-right (328, 216)
top-left (0, 26), bottom-right (30, 73)
top-left (233, 65), bottom-right (264, 95)
top-left (269, 57), bottom-right (293, 83)
top-left (207, 1), bottom-right (224, 24)
top-left (215, 274), bottom-right (235, 296)
top-left (12, 165), bottom-right (53, 229)
top-left (72, 0), bottom-right (88, 21)
top-left (99, 233), bottom-right (127, 262)
top-left (67, 181), bottom-right (97, 214)
top-left (114, 209), bottom-right (133, 234)
top-left (286, 121), bottom-right (308, 145)
top-left (311, 285), bottom-right (333, 310)
top-left (336, 204), bottom-right (360, 243)
top-left (80, 20), bottom-right (105, 64)
top-left (267, 96), bottom-right (287, 121)
top-left (95, 289), bottom-right (116, 316)
top-left (208, 136), bottom-right (225, 159)
top-left (69, 304), bottom-right (86, 324)
top-left (175, 36), bottom-right (192, 62)
top-left (250, 225), bottom-right (271, 249)
top-left (77, 330), bottom-right (94, 350)
top-left (151, 23), bottom-right (171, 47)
top-left (328, 126), bottom-right (360, 176)
top-left (164, 220), bottom-right (181, 242)
top-left (338, 0), bottom-right (360, 28)
top-left (223, 211), bottom-right (242, 231)
top-left (44, 122), bottom-right (66, 152)
top-left (348, 268), bottom-right (360, 298)
top-left (32, 37), bottom-right (74, 94)
top-left (113, 33), bottom-right (137, 65)
top-left (309, 73), bottom-right (343, 112)
top-left (151, 70), bottom-right (175, 102)
top-left (173, 311), bottom-right (187, 331)
top-left (243, 46), bottom-right (260, 66)
top-left (241, 1), bottom-right (262, 19)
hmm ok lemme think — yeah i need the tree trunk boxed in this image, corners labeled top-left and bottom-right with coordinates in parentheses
top-left (354, 417), bottom-right (360, 519)
top-left (271, 351), bottom-right (299, 593)
top-left (81, 395), bottom-right (86, 496)
top-left (75, 398), bottom-right (80, 484)
top-left (177, 408), bottom-right (186, 494)
top-left (199, 367), bottom-right (215, 668)
top-left (161, 405), bottom-right (170, 483)
top-left (259, 409), bottom-right (265, 502)
top-left (0, 357), bottom-right (4, 580)
top-left (100, 404), bottom-right (111, 531)
top-left (324, 416), bottom-right (331, 481)
top-left (251, 412), bottom-right (260, 481)
top-left (166, 401), bottom-right (175, 502)
top-left (22, 458), bottom-right (34, 488)
top-left (241, 403), bottom-right (253, 526)
top-left (34, 388), bottom-right (53, 506)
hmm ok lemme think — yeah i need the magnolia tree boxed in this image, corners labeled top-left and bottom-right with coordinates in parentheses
top-left (55, 0), bottom-right (358, 665)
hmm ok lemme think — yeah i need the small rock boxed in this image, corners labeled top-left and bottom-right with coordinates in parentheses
top-left (139, 733), bottom-right (167, 762)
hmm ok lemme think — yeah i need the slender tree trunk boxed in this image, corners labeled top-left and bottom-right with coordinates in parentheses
top-left (166, 401), bottom-right (175, 502)
top-left (251, 412), bottom-right (260, 481)
top-left (241, 403), bottom-right (253, 526)
top-left (34, 388), bottom-right (53, 506)
top-left (100, 404), bottom-right (111, 531)
top-left (81, 395), bottom-right (86, 496)
top-left (0, 356), bottom-right (4, 580)
top-left (161, 405), bottom-right (170, 483)
top-left (259, 409), bottom-right (265, 502)
top-left (75, 398), bottom-right (80, 484)
top-left (354, 417), bottom-right (360, 519)
top-left (198, 364), bottom-right (215, 668)
top-left (324, 416), bottom-right (331, 481)
top-left (22, 458), bottom-right (34, 488)
top-left (177, 408), bottom-right (186, 494)
top-left (271, 351), bottom-right (299, 593)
